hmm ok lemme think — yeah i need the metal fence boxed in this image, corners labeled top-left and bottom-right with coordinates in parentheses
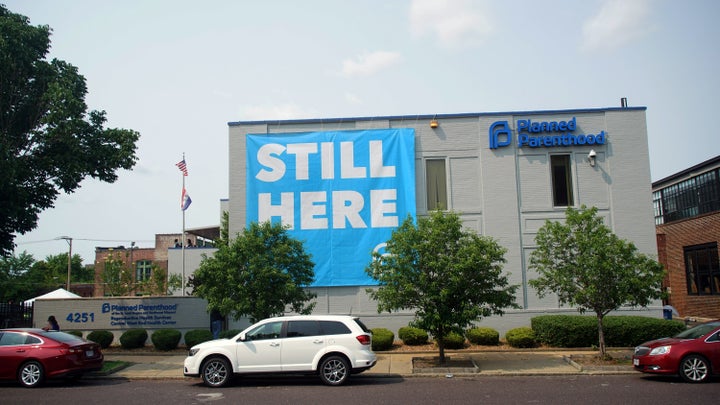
top-left (0, 302), bottom-right (34, 328)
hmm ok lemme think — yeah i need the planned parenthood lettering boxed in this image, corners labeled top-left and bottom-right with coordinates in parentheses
top-left (246, 129), bottom-right (416, 286)
top-left (103, 303), bottom-right (179, 327)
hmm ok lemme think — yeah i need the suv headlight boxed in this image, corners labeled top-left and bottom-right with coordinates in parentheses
top-left (649, 345), bottom-right (671, 355)
top-left (188, 348), bottom-right (199, 356)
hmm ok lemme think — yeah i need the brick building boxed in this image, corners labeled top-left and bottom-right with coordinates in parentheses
top-left (654, 155), bottom-right (720, 319)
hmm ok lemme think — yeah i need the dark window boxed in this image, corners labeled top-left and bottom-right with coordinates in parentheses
top-left (655, 168), bottom-right (720, 224)
top-left (320, 321), bottom-right (351, 335)
top-left (684, 243), bottom-right (720, 295)
top-left (136, 260), bottom-right (152, 282)
top-left (426, 159), bottom-right (447, 210)
top-left (551, 155), bottom-right (573, 207)
top-left (286, 320), bottom-right (321, 338)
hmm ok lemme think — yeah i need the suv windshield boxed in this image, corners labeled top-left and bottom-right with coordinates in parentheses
top-left (353, 318), bottom-right (371, 333)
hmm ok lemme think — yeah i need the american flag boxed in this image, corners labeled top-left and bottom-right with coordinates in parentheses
top-left (176, 159), bottom-right (188, 176)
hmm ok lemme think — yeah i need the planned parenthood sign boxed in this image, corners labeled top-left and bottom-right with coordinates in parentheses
top-left (246, 129), bottom-right (416, 286)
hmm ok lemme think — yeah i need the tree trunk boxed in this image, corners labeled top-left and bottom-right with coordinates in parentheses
top-left (596, 313), bottom-right (606, 358)
top-left (438, 338), bottom-right (446, 365)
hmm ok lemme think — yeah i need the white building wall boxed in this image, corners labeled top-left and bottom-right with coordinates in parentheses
top-left (222, 107), bottom-right (662, 331)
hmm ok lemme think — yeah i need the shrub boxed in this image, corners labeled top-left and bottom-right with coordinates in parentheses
top-left (398, 326), bottom-right (428, 345)
top-left (370, 328), bottom-right (394, 351)
top-left (119, 328), bottom-right (148, 349)
top-left (506, 327), bottom-right (536, 348)
top-left (466, 327), bottom-right (500, 345)
top-left (438, 331), bottom-right (466, 350)
top-left (531, 315), bottom-right (596, 347)
top-left (218, 329), bottom-right (242, 339)
top-left (184, 329), bottom-right (213, 348)
top-left (531, 315), bottom-right (687, 348)
top-left (151, 329), bottom-right (182, 351)
top-left (66, 330), bottom-right (83, 337)
top-left (87, 330), bottom-right (114, 348)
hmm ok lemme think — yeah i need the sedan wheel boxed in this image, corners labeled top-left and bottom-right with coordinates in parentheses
top-left (319, 355), bottom-right (349, 386)
top-left (680, 355), bottom-right (710, 383)
top-left (201, 357), bottom-right (233, 388)
top-left (19, 361), bottom-right (44, 388)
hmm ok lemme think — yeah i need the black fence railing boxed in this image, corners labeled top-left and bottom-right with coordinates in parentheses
top-left (1, 302), bottom-right (34, 328)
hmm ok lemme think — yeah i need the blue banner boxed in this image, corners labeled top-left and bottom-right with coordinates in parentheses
top-left (246, 129), bottom-right (416, 286)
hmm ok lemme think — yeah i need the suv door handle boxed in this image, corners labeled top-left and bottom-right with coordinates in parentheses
top-left (270, 342), bottom-right (280, 347)
top-left (313, 339), bottom-right (324, 344)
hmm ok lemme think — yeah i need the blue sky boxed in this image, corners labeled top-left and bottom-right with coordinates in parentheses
top-left (8, 0), bottom-right (720, 264)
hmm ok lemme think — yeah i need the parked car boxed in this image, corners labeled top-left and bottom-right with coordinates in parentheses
top-left (632, 320), bottom-right (720, 383)
top-left (0, 328), bottom-right (104, 387)
top-left (184, 315), bottom-right (377, 387)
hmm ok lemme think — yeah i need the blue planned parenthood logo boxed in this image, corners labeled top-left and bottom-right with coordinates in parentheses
top-left (489, 117), bottom-right (606, 149)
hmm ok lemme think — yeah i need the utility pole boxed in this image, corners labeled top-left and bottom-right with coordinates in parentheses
top-left (57, 236), bottom-right (72, 291)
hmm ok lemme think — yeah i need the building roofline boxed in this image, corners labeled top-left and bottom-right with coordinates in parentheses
top-left (652, 155), bottom-right (720, 189)
top-left (228, 106), bottom-right (647, 127)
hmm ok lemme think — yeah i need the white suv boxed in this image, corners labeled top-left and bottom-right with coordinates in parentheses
top-left (183, 315), bottom-right (377, 387)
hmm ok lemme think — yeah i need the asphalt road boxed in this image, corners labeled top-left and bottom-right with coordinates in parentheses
top-left (1, 374), bottom-right (717, 404)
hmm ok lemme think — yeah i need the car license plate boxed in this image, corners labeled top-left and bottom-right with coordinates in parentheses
top-left (86, 350), bottom-right (94, 357)
top-left (633, 358), bottom-right (639, 366)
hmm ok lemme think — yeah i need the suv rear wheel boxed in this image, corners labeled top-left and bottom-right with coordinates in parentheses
top-left (319, 355), bottom-right (349, 386)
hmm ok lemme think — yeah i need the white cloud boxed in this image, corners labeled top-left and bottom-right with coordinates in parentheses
top-left (409, 0), bottom-right (493, 48)
top-left (240, 103), bottom-right (316, 121)
top-left (341, 51), bottom-right (402, 77)
top-left (581, 0), bottom-right (652, 52)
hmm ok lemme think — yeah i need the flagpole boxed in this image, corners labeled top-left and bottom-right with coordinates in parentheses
top-left (181, 153), bottom-right (186, 296)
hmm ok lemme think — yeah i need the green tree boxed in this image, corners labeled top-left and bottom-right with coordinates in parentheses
top-left (0, 5), bottom-right (140, 257)
top-left (0, 251), bottom-right (35, 301)
top-left (191, 221), bottom-right (316, 323)
top-left (101, 253), bottom-right (134, 296)
top-left (365, 210), bottom-right (518, 364)
top-left (528, 206), bottom-right (666, 358)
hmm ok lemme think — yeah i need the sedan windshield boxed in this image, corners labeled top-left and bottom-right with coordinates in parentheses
top-left (674, 322), bottom-right (720, 339)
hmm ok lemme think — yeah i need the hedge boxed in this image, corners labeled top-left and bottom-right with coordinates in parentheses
top-left (398, 326), bottom-right (428, 345)
top-left (184, 329), bottom-right (213, 348)
top-left (505, 327), bottom-right (536, 348)
top-left (370, 328), bottom-right (394, 351)
top-left (151, 329), bottom-right (182, 351)
top-left (119, 328), bottom-right (148, 349)
top-left (87, 330), bottom-right (114, 348)
top-left (466, 327), bottom-right (500, 345)
top-left (531, 315), bottom-right (686, 347)
top-left (438, 331), bottom-right (466, 350)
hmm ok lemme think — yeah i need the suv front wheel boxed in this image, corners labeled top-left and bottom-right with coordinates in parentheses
top-left (319, 355), bottom-right (350, 386)
top-left (201, 356), bottom-right (233, 387)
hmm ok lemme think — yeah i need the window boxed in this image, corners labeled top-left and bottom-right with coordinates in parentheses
top-left (246, 321), bottom-right (282, 340)
top-left (655, 168), bottom-right (720, 224)
top-left (426, 159), bottom-right (447, 210)
top-left (684, 243), bottom-right (720, 295)
top-left (551, 155), bottom-right (574, 207)
top-left (320, 321), bottom-right (351, 335)
top-left (287, 321), bottom-right (321, 338)
top-left (136, 260), bottom-right (152, 282)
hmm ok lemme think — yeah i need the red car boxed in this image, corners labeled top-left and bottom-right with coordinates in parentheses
top-left (633, 320), bottom-right (720, 383)
top-left (0, 328), bottom-right (104, 387)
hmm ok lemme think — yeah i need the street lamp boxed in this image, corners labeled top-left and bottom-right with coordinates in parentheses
top-left (57, 236), bottom-right (72, 291)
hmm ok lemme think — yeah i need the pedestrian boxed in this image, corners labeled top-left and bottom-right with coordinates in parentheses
top-left (174, 239), bottom-right (181, 248)
top-left (42, 315), bottom-right (60, 331)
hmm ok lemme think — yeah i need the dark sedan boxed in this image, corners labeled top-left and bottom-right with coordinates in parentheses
top-left (633, 320), bottom-right (720, 383)
top-left (0, 328), bottom-right (103, 387)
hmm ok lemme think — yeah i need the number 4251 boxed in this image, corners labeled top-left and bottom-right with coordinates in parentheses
top-left (66, 312), bottom-right (94, 323)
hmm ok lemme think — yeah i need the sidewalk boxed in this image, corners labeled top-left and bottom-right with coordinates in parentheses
top-left (100, 349), bottom-right (635, 380)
